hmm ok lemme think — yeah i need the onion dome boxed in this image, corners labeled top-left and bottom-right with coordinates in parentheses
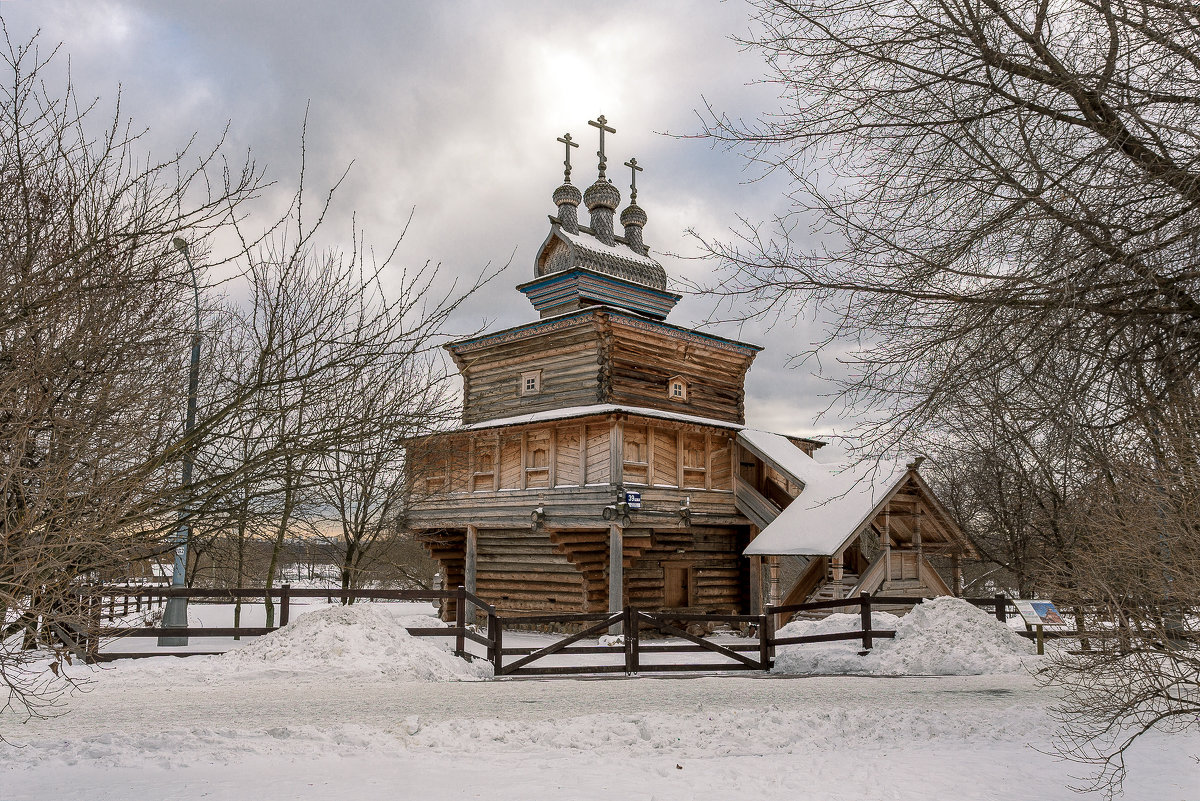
top-left (553, 182), bottom-right (582, 234)
top-left (584, 178), bottom-right (621, 246)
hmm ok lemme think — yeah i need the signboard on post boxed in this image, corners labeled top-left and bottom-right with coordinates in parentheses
top-left (624, 491), bottom-right (642, 510)
top-left (1013, 600), bottom-right (1065, 627)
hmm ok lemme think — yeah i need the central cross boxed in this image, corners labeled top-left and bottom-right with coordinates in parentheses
top-left (556, 133), bottom-right (580, 183)
top-left (588, 115), bottom-right (616, 180)
top-left (624, 157), bottom-right (643, 203)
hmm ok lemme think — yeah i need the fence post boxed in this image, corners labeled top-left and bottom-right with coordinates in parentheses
top-left (486, 609), bottom-right (498, 664)
top-left (455, 586), bottom-right (467, 657)
top-left (491, 612), bottom-right (504, 676)
top-left (860, 593), bottom-right (873, 650)
top-left (628, 607), bottom-right (639, 674)
top-left (279, 584), bottom-right (291, 627)
top-left (758, 613), bottom-right (771, 669)
top-left (623, 606), bottom-right (635, 675)
top-left (994, 593), bottom-right (1007, 623)
top-left (86, 592), bottom-right (101, 663)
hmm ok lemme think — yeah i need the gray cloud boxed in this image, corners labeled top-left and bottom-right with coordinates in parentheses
top-left (1, 0), bottom-right (858, 447)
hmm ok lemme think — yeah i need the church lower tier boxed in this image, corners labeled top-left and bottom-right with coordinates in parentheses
top-left (416, 514), bottom-right (754, 620)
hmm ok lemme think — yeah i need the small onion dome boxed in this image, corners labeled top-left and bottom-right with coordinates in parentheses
top-left (553, 182), bottom-right (582, 208)
top-left (553, 183), bottom-right (583, 234)
top-left (619, 202), bottom-right (647, 228)
top-left (583, 178), bottom-right (621, 212)
top-left (620, 202), bottom-right (649, 255)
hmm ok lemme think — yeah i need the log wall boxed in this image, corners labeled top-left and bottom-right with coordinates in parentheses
top-left (447, 310), bottom-right (759, 426)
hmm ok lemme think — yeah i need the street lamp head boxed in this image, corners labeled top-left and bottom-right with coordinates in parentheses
top-left (171, 237), bottom-right (189, 254)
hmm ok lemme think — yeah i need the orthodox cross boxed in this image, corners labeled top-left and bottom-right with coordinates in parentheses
top-left (588, 115), bottom-right (616, 180)
top-left (556, 133), bottom-right (579, 183)
top-left (624, 157), bottom-right (643, 203)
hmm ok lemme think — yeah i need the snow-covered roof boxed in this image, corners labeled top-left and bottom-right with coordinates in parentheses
top-left (559, 228), bottom-right (663, 274)
top-left (459, 404), bottom-right (746, 432)
top-left (740, 429), bottom-right (909, 557)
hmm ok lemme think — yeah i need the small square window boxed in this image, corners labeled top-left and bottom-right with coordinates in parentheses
top-left (520, 370), bottom-right (542, 396)
top-left (668, 376), bottom-right (688, 402)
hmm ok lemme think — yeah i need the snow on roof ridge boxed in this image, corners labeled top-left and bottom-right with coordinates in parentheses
top-left (740, 429), bottom-right (910, 557)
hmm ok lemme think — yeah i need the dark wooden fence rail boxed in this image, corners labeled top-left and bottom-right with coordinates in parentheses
top-left (67, 588), bottom-right (1123, 675)
top-left (78, 585), bottom-right (495, 664)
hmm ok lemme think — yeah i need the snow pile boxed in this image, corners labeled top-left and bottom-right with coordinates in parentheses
top-left (773, 596), bottom-right (1033, 676)
top-left (218, 603), bottom-right (492, 681)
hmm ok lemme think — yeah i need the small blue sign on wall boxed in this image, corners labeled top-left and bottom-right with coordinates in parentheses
top-left (625, 491), bottom-right (642, 510)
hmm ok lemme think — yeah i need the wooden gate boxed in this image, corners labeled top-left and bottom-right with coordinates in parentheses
top-left (492, 607), bottom-right (771, 677)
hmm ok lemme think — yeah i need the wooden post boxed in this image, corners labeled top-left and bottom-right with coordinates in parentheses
top-left (1036, 624), bottom-right (1045, 655)
top-left (487, 608), bottom-right (499, 665)
top-left (579, 422), bottom-right (588, 485)
top-left (491, 612), bottom-right (504, 675)
top-left (493, 437), bottom-right (501, 492)
top-left (767, 556), bottom-right (781, 607)
top-left (758, 613), bottom-right (771, 669)
top-left (832, 553), bottom-right (844, 601)
top-left (676, 428), bottom-right (685, 488)
top-left (749, 554), bottom-right (763, 616)
top-left (704, 431), bottom-right (712, 491)
top-left (87, 593), bottom-right (101, 663)
top-left (994, 593), bottom-right (1007, 623)
top-left (455, 585), bottom-right (467, 656)
top-left (609, 524), bottom-right (624, 634)
top-left (883, 507), bottom-right (892, 583)
top-left (610, 418), bottom-right (624, 485)
top-left (860, 592), bottom-right (873, 650)
top-left (952, 553), bottom-right (963, 597)
top-left (279, 583), bottom-right (291, 627)
top-left (626, 606), bottom-right (639, 674)
top-left (465, 525), bottom-right (478, 596)
top-left (914, 509), bottom-right (923, 560)
top-left (519, 431), bottom-right (528, 490)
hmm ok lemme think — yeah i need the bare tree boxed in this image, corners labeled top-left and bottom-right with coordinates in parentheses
top-left (695, 1), bottom-right (1200, 791)
top-left (0, 33), bottom-right (263, 723)
top-left (0, 32), bottom-right (493, 725)
top-left (316, 344), bottom-right (457, 599)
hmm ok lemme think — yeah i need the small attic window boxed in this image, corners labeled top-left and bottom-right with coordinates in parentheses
top-left (520, 370), bottom-right (542, 396)
top-left (668, 376), bottom-right (688, 402)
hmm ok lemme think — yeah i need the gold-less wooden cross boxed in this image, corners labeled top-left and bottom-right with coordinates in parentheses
top-left (556, 133), bottom-right (579, 183)
top-left (624, 157), bottom-right (643, 203)
top-left (588, 114), bottom-right (616, 179)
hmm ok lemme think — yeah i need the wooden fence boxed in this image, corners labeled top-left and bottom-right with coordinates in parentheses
top-left (56, 585), bottom-right (495, 664)
top-left (50, 587), bottom-right (1115, 675)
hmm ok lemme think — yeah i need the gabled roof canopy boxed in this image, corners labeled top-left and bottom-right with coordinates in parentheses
top-left (738, 430), bottom-right (972, 558)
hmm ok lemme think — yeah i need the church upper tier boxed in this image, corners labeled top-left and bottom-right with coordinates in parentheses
top-left (520, 122), bottom-right (681, 320)
top-left (445, 117), bottom-right (761, 426)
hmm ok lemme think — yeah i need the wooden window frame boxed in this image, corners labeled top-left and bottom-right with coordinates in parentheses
top-left (667, 375), bottom-right (688, 402)
top-left (520, 369), bottom-right (542, 396)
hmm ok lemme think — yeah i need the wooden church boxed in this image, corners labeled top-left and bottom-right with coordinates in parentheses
top-left (408, 117), bottom-right (975, 621)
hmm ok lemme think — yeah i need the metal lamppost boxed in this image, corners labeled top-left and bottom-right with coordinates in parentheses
top-left (159, 237), bottom-right (201, 646)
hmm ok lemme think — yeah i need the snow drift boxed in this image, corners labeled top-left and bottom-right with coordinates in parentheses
top-left (107, 603), bottom-right (492, 683)
top-left (772, 596), bottom-right (1033, 675)
top-left (218, 603), bottom-right (493, 681)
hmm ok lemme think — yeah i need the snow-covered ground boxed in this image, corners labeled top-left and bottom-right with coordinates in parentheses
top-left (2, 600), bottom-right (1197, 800)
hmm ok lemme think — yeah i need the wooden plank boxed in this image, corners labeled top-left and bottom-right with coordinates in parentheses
top-left (465, 525), bottom-right (478, 594)
top-left (501, 615), bottom-right (620, 673)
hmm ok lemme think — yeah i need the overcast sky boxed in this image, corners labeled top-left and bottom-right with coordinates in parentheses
top-left (1, 0), bottom-right (854, 449)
